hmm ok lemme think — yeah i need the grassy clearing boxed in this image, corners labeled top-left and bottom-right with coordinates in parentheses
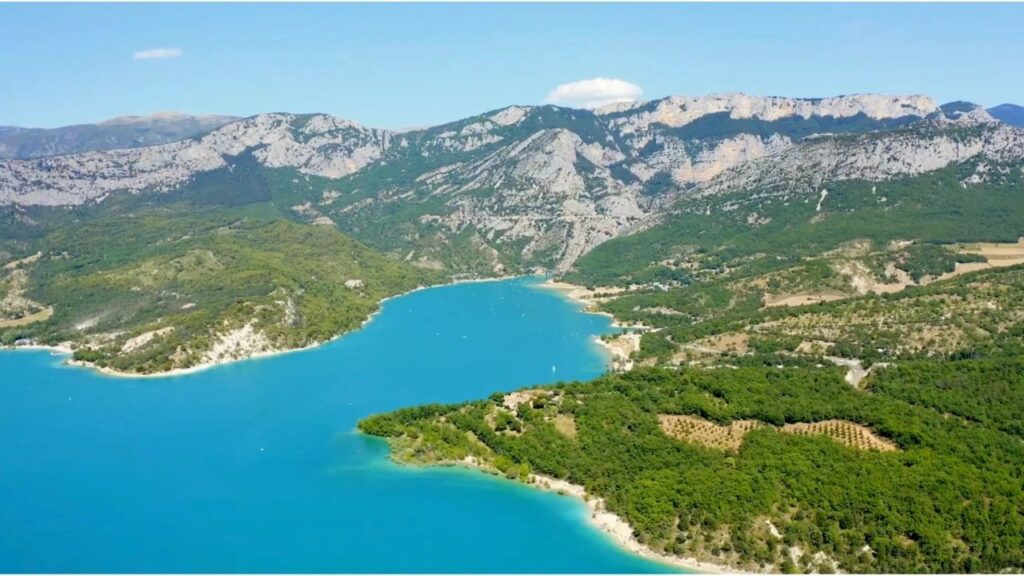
top-left (0, 305), bottom-right (52, 328)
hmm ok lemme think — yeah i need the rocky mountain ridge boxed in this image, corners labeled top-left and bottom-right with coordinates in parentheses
top-left (0, 93), bottom-right (947, 205)
top-left (0, 113), bottom-right (390, 206)
top-left (695, 115), bottom-right (1024, 201)
top-left (598, 92), bottom-right (938, 131)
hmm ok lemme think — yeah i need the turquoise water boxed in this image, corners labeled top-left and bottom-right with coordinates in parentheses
top-left (0, 277), bottom-right (673, 573)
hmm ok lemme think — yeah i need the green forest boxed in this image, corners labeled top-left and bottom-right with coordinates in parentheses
top-left (360, 362), bottom-right (1024, 573)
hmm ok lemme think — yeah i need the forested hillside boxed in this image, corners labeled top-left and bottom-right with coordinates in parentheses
top-left (360, 364), bottom-right (1024, 573)
top-left (0, 197), bottom-right (441, 374)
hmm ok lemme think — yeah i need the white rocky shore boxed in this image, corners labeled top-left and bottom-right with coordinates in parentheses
top-left (528, 474), bottom-right (732, 573)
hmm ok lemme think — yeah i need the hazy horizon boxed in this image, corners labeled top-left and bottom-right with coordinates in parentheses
top-left (1, 3), bottom-right (1021, 129)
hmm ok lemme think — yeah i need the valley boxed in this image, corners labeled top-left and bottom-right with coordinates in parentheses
top-left (4, 94), bottom-right (1023, 377)
top-left (2, 91), bottom-right (1024, 573)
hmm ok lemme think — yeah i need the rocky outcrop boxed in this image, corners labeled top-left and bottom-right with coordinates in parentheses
top-left (635, 132), bottom-right (794, 184)
top-left (601, 93), bottom-right (940, 188)
top-left (201, 322), bottom-right (276, 365)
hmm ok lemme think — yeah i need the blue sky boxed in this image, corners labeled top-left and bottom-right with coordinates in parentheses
top-left (1, 3), bottom-right (1021, 129)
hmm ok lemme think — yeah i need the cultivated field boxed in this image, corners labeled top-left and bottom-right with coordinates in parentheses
top-left (659, 414), bottom-right (898, 452)
top-left (780, 419), bottom-right (899, 452)
top-left (659, 414), bottom-right (764, 451)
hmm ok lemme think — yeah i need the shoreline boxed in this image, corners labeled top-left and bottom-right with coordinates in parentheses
top-left (389, 454), bottom-right (732, 574)
top-left (528, 474), bottom-right (731, 574)
top-left (539, 279), bottom-right (610, 310)
top-left (2, 274), bottom-right (522, 379)
top-left (539, 278), bottom-right (648, 371)
top-left (539, 278), bottom-right (646, 330)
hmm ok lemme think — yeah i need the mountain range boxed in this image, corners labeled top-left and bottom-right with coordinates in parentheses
top-left (3, 94), bottom-right (1022, 273)
top-left (0, 112), bottom-right (239, 160)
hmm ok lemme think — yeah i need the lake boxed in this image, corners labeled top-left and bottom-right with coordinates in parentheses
top-left (0, 277), bottom-right (674, 573)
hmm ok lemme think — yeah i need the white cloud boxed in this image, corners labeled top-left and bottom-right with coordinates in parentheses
top-left (545, 77), bottom-right (643, 109)
top-left (132, 48), bottom-right (183, 60)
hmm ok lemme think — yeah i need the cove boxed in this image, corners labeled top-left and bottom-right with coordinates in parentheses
top-left (0, 277), bottom-right (675, 573)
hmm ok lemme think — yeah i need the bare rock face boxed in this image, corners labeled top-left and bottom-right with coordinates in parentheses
top-left (698, 121), bottom-right (1024, 198)
top-left (489, 106), bottom-right (531, 126)
top-left (413, 128), bottom-right (648, 270)
top-left (201, 322), bottom-right (275, 365)
top-left (602, 93), bottom-right (938, 134)
top-left (602, 93), bottom-right (941, 189)
top-left (0, 139), bottom-right (225, 206)
top-left (635, 133), bottom-right (794, 184)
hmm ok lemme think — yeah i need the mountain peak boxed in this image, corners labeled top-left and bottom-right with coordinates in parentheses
top-left (98, 112), bottom-right (235, 126)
